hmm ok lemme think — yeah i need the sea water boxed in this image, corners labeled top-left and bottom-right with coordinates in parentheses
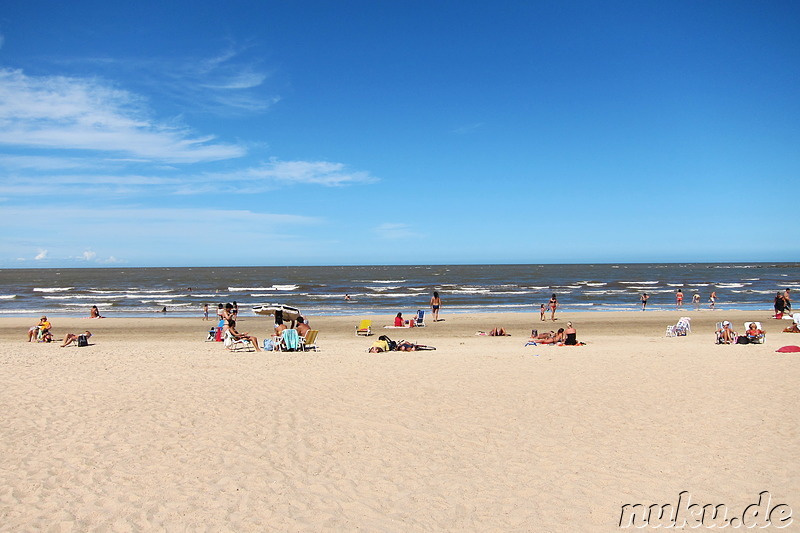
top-left (0, 263), bottom-right (797, 318)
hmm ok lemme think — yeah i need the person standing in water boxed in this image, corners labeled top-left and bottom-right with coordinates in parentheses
top-left (430, 291), bottom-right (442, 322)
top-left (676, 289), bottom-right (683, 308)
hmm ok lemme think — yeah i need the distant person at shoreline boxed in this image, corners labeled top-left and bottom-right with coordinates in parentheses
top-left (430, 291), bottom-right (441, 322)
top-left (345, 294), bottom-right (351, 301)
top-left (774, 292), bottom-right (786, 317)
top-left (548, 294), bottom-right (558, 321)
top-left (641, 293), bottom-right (649, 311)
top-left (540, 303), bottom-right (546, 321)
top-left (783, 288), bottom-right (792, 313)
top-left (709, 291), bottom-right (717, 309)
top-left (676, 289), bottom-right (683, 308)
top-left (203, 303), bottom-right (209, 321)
top-left (89, 305), bottom-right (103, 318)
top-left (692, 293), bottom-right (701, 309)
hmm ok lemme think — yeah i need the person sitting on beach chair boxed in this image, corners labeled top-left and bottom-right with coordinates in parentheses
top-left (27, 316), bottom-right (52, 342)
top-left (739, 322), bottom-right (765, 344)
top-left (226, 326), bottom-right (262, 352)
top-left (716, 321), bottom-right (737, 344)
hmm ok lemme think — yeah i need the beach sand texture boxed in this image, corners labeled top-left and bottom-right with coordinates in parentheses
top-left (1, 311), bottom-right (798, 532)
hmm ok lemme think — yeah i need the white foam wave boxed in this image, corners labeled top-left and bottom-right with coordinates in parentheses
top-left (619, 281), bottom-right (660, 285)
top-left (0, 295), bottom-right (16, 299)
top-left (34, 287), bottom-right (73, 293)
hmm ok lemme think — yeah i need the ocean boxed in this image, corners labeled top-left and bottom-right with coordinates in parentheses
top-left (0, 263), bottom-right (797, 318)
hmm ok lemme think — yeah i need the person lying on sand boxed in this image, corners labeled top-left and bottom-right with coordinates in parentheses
top-left (536, 328), bottom-right (565, 344)
top-left (61, 331), bottom-right (91, 347)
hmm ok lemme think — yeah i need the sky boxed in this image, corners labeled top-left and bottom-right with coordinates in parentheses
top-left (0, 1), bottom-right (798, 267)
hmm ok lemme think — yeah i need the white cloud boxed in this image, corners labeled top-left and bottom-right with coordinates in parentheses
top-left (0, 68), bottom-right (246, 163)
top-left (374, 223), bottom-right (420, 240)
top-left (82, 250), bottom-right (96, 261)
top-left (34, 249), bottom-right (48, 260)
top-left (230, 159), bottom-right (379, 187)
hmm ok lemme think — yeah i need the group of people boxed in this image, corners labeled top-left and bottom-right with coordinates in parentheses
top-left (216, 302), bottom-right (261, 351)
top-left (527, 322), bottom-right (582, 345)
top-left (716, 321), bottom-right (765, 345)
top-left (26, 315), bottom-right (93, 347)
top-left (538, 294), bottom-right (559, 321)
top-left (774, 288), bottom-right (792, 317)
top-left (214, 302), bottom-right (315, 352)
top-left (641, 291), bottom-right (716, 311)
top-left (369, 334), bottom-right (433, 353)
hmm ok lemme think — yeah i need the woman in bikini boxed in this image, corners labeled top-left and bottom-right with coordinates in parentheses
top-left (430, 291), bottom-right (441, 322)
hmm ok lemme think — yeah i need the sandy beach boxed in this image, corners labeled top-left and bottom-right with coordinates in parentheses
top-left (1, 310), bottom-right (798, 531)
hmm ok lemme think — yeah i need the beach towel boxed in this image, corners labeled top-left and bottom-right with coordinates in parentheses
top-left (282, 329), bottom-right (300, 351)
top-left (775, 345), bottom-right (800, 353)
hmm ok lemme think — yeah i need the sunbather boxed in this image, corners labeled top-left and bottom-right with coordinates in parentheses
top-left (61, 331), bottom-right (91, 347)
top-left (536, 328), bottom-right (566, 344)
top-left (296, 316), bottom-right (311, 337)
top-left (564, 322), bottom-right (579, 345)
top-left (489, 327), bottom-right (509, 336)
top-left (745, 323), bottom-right (765, 342)
top-left (716, 321), bottom-right (736, 344)
top-left (227, 326), bottom-right (261, 352)
top-left (27, 316), bottom-right (52, 342)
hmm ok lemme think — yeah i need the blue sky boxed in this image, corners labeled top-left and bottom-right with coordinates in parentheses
top-left (0, 1), bottom-right (798, 267)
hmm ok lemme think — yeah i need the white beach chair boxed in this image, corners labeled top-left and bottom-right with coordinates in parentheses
top-left (223, 330), bottom-right (255, 352)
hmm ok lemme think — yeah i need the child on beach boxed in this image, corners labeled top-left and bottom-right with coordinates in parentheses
top-left (539, 304), bottom-right (546, 321)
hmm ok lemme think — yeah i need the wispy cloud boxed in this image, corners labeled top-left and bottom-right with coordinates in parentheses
top-left (219, 159), bottom-right (379, 187)
top-left (0, 68), bottom-right (246, 163)
top-left (34, 249), bottom-right (48, 260)
top-left (374, 223), bottom-right (421, 240)
top-left (451, 122), bottom-right (484, 135)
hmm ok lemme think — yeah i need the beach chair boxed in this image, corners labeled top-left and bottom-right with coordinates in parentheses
top-left (206, 326), bottom-right (222, 342)
top-left (280, 328), bottom-right (301, 351)
top-left (715, 322), bottom-right (737, 344)
top-left (299, 330), bottom-right (319, 352)
top-left (356, 319), bottom-right (372, 336)
top-left (414, 309), bottom-right (426, 327)
top-left (674, 317), bottom-right (690, 336)
top-left (743, 322), bottom-right (766, 344)
top-left (223, 330), bottom-right (256, 352)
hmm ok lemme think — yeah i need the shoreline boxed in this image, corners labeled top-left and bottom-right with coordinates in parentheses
top-left (0, 304), bottom-right (780, 320)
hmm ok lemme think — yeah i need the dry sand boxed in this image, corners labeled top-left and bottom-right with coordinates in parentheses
top-left (1, 310), bottom-right (798, 531)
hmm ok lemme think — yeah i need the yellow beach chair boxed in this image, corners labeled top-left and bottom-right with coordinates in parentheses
top-left (356, 319), bottom-right (372, 336)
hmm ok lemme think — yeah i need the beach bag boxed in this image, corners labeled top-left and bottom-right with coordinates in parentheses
top-left (77, 334), bottom-right (89, 347)
top-left (263, 338), bottom-right (274, 351)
